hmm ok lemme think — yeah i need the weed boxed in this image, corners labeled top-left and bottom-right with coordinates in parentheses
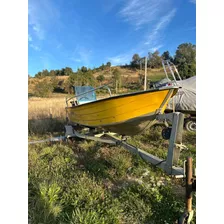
top-left (28, 96), bottom-right (196, 223)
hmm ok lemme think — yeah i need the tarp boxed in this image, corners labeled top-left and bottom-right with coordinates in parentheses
top-left (166, 76), bottom-right (196, 112)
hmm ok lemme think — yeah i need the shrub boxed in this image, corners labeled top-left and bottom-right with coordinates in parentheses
top-left (34, 80), bottom-right (54, 97)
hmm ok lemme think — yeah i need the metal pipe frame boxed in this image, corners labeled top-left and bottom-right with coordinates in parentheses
top-left (162, 60), bottom-right (182, 85)
top-left (64, 112), bottom-right (186, 177)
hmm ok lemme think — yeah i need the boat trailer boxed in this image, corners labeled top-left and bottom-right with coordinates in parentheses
top-left (29, 111), bottom-right (196, 223)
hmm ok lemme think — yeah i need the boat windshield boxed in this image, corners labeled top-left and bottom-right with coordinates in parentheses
top-left (74, 86), bottom-right (97, 105)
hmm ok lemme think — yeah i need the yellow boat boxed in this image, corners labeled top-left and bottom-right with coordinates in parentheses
top-left (65, 85), bottom-right (178, 136)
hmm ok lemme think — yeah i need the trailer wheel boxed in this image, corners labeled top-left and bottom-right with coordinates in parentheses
top-left (162, 127), bottom-right (172, 140)
top-left (185, 120), bottom-right (196, 132)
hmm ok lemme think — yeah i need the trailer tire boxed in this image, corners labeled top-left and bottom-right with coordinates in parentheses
top-left (185, 120), bottom-right (196, 132)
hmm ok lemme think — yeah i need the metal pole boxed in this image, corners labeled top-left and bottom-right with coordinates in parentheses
top-left (144, 57), bottom-right (147, 90)
top-left (167, 61), bottom-right (178, 86)
top-left (162, 60), bottom-right (169, 80)
top-left (165, 112), bottom-right (184, 174)
top-left (172, 64), bottom-right (182, 81)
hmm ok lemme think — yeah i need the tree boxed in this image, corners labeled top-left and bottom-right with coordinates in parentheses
top-left (106, 62), bottom-right (111, 67)
top-left (65, 69), bottom-right (96, 90)
top-left (106, 61), bottom-right (112, 73)
top-left (49, 70), bottom-right (56, 76)
top-left (50, 76), bottom-right (59, 88)
top-left (148, 51), bottom-right (162, 68)
top-left (83, 70), bottom-right (96, 86)
top-left (42, 69), bottom-right (49, 77)
top-left (96, 74), bottom-right (105, 85)
top-left (100, 63), bottom-right (105, 71)
top-left (61, 67), bottom-right (73, 76)
top-left (55, 69), bottom-right (61, 76)
top-left (112, 68), bottom-right (122, 94)
top-left (33, 79), bottom-right (54, 97)
top-left (177, 62), bottom-right (196, 79)
top-left (34, 70), bottom-right (49, 78)
top-left (132, 54), bottom-right (140, 62)
top-left (174, 43), bottom-right (196, 64)
top-left (131, 54), bottom-right (140, 68)
top-left (81, 66), bottom-right (88, 73)
top-left (161, 51), bottom-right (173, 62)
top-left (64, 74), bottom-right (76, 94)
top-left (174, 43), bottom-right (196, 78)
top-left (35, 71), bottom-right (42, 78)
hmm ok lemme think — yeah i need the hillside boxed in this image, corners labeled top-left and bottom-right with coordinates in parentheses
top-left (28, 66), bottom-right (166, 95)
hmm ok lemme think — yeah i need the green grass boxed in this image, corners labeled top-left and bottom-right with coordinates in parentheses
top-left (29, 125), bottom-right (196, 224)
top-left (148, 72), bottom-right (166, 82)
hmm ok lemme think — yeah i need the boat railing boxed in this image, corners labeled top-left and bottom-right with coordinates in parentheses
top-left (162, 60), bottom-right (182, 86)
top-left (66, 84), bottom-right (112, 107)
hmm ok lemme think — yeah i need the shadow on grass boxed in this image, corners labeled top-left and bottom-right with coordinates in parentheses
top-left (28, 117), bottom-right (65, 135)
top-left (71, 141), bottom-right (115, 181)
top-left (28, 93), bottom-right (35, 98)
top-left (112, 180), bottom-right (187, 224)
top-left (183, 131), bottom-right (196, 146)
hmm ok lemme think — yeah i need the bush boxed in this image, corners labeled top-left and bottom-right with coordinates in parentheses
top-left (178, 63), bottom-right (196, 79)
top-left (34, 80), bottom-right (54, 97)
top-left (96, 74), bottom-right (105, 85)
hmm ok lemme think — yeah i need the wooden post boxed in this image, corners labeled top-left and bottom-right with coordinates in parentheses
top-left (186, 157), bottom-right (193, 213)
top-left (144, 57), bottom-right (147, 90)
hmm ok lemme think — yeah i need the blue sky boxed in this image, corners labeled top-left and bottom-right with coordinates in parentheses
top-left (28, 0), bottom-right (196, 76)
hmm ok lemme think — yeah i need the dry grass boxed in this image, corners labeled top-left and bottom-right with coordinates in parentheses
top-left (28, 92), bottom-right (117, 120)
top-left (28, 95), bottom-right (67, 135)
top-left (28, 92), bottom-right (117, 135)
top-left (28, 96), bottom-right (66, 120)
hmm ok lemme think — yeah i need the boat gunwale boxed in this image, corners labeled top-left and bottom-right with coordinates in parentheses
top-left (66, 86), bottom-right (179, 109)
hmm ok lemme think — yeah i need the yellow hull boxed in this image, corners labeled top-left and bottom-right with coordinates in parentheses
top-left (66, 87), bottom-right (178, 135)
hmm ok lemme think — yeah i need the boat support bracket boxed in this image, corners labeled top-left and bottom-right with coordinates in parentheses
top-left (65, 112), bottom-right (187, 177)
top-left (154, 112), bottom-right (186, 176)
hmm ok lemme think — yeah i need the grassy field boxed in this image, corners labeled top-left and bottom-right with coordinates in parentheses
top-left (28, 93), bottom-right (196, 224)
